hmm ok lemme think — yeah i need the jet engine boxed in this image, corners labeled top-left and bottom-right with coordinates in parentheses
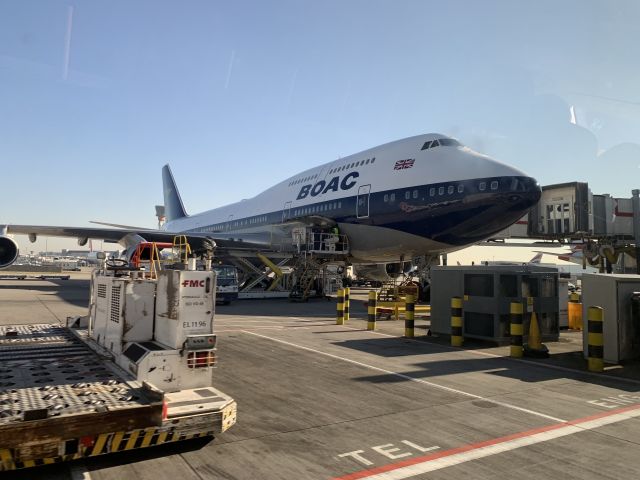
top-left (0, 236), bottom-right (19, 269)
top-left (353, 262), bottom-right (413, 282)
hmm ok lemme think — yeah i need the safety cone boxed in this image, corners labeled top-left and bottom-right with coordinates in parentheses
top-left (523, 312), bottom-right (549, 358)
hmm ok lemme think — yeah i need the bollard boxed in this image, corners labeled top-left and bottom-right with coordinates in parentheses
top-left (510, 302), bottom-right (523, 358)
top-left (405, 294), bottom-right (415, 338)
top-left (344, 287), bottom-right (350, 323)
top-left (451, 297), bottom-right (463, 347)
top-left (587, 306), bottom-right (604, 372)
top-left (336, 288), bottom-right (345, 325)
top-left (367, 290), bottom-right (377, 330)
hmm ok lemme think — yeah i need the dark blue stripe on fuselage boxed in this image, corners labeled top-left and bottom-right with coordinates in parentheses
top-left (187, 176), bottom-right (540, 247)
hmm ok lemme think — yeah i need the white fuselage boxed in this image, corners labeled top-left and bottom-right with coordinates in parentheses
top-left (163, 134), bottom-right (540, 263)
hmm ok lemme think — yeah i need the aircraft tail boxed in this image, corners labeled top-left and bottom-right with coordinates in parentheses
top-left (529, 252), bottom-right (543, 264)
top-left (162, 165), bottom-right (188, 222)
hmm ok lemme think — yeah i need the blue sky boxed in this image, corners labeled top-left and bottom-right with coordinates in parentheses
top-left (1, 0), bottom-right (639, 251)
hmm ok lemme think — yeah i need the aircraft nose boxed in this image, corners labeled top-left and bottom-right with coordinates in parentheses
top-left (506, 176), bottom-right (541, 207)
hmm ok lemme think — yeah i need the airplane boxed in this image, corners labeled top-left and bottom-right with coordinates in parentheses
top-left (535, 243), bottom-right (637, 273)
top-left (0, 133), bottom-right (541, 290)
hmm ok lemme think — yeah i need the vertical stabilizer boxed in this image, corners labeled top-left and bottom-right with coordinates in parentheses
top-left (162, 165), bottom-right (188, 222)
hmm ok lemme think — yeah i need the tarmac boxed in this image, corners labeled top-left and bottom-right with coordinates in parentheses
top-left (2, 272), bottom-right (640, 479)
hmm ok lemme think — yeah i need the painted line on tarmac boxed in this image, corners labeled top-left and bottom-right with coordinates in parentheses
top-left (69, 463), bottom-right (91, 480)
top-left (333, 403), bottom-right (640, 480)
top-left (244, 331), bottom-right (565, 422)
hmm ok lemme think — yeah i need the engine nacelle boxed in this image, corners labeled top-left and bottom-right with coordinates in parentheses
top-left (354, 262), bottom-right (413, 282)
top-left (0, 236), bottom-right (19, 269)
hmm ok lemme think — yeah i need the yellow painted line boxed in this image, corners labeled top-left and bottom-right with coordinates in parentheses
top-left (157, 432), bottom-right (169, 444)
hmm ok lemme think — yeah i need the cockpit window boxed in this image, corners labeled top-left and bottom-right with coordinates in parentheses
top-left (421, 138), bottom-right (461, 150)
top-left (438, 138), bottom-right (461, 147)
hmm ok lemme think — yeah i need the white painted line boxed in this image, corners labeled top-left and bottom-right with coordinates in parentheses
top-left (69, 463), bottom-right (92, 480)
top-left (334, 404), bottom-right (640, 480)
top-left (244, 331), bottom-right (565, 422)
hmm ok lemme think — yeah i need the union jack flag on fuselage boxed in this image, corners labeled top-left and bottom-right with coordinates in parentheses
top-left (393, 158), bottom-right (415, 170)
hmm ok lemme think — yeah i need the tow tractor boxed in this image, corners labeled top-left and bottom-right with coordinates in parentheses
top-left (0, 239), bottom-right (236, 471)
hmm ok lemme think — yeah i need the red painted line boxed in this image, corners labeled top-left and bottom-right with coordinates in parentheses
top-left (333, 403), bottom-right (640, 480)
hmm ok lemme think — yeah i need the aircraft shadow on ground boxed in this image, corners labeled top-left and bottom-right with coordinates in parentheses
top-left (216, 297), bottom-right (343, 319)
top-left (335, 336), bottom-right (640, 392)
top-left (0, 279), bottom-right (89, 308)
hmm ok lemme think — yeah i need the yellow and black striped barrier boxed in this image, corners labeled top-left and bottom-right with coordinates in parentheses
top-left (336, 288), bottom-right (345, 325)
top-left (367, 290), bottom-right (377, 330)
top-left (587, 306), bottom-right (604, 372)
top-left (1, 427), bottom-right (215, 471)
top-left (510, 301), bottom-right (523, 358)
top-left (451, 297), bottom-right (463, 347)
top-left (405, 294), bottom-right (415, 338)
top-left (344, 287), bottom-right (350, 323)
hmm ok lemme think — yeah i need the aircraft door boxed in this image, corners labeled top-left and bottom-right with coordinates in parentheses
top-left (357, 184), bottom-right (371, 219)
top-left (282, 201), bottom-right (292, 221)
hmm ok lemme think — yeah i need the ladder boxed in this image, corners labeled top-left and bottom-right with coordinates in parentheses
top-left (289, 254), bottom-right (325, 302)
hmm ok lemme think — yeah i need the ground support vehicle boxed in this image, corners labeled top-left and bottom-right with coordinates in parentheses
top-left (0, 264), bottom-right (236, 471)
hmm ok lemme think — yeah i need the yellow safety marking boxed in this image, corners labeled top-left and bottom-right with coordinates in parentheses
top-left (23, 460), bottom-right (35, 468)
top-left (463, 295), bottom-right (469, 301)
top-left (588, 306), bottom-right (603, 321)
top-left (510, 324), bottom-right (523, 335)
top-left (170, 431), bottom-right (181, 442)
top-left (111, 431), bottom-right (125, 451)
top-left (0, 449), bottom-right (15, 470)
top-left (91, 433), bottom-right (109, 456)
top-left (124, 430), bottom-right (141, 450)
top-left (588, 333), bottom-right (604, 346)
top-left (140, 429), bottom-right (155, 448)
top-left (451, 317), bottom-right (462, 327)
top-left (510, 303), bottom-right (523, 314)
top-left (43, 458), bottom-right (55, 465)
top-left (157, 432), bottom-right (169, 444)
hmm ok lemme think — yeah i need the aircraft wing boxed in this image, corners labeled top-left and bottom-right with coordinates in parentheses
top-left (4, 224), bottom-right (271, 253)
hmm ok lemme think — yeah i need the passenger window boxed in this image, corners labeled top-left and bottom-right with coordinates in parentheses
top-left (413, 190), bottom-right (418, 199)
top-left (429, 188), bottom-right (435, 196)
top-left (458, 184), bottom-right (464, 193)
top-left (448, 186), bottom-right (454, 194)
top-left (384, 194), bottom-right (389, 202)
top-left (479, 182), bottom-right (486, 191)
top-left (365, 158), bottom-right (370, 164)
top-left (390, 193), bottom-right (395, 202)
top-left (438, 186), bottom-right (444, 195)
top-left (491, 181), bottom-right (499, 190)
top-left (405, 191), bottom-right (411, 200)
top-left (338, 201), bottom-right (342, 208)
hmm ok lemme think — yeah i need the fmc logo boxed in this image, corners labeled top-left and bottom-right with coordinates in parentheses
top-left (182, 279), bottom-right (205, 287)
top-left (297, 172), bottom-right (359, 200)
